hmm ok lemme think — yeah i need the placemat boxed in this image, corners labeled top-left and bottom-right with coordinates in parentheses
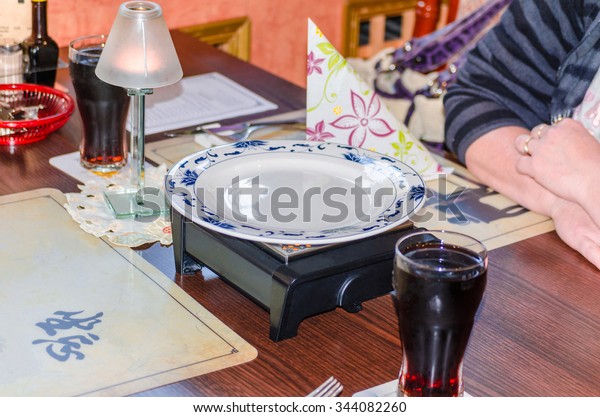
top-left (49, 152), bottom-right (158, 185)
top-left (0, 189), bottom-right (257, 396)
top-left (413, 155), bottom-right (555, 250)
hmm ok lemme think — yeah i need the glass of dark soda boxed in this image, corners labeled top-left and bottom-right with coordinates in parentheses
top-left (393, 230), bottom-right (487, 397)
top-left (69, 35), bottom-right (129, 174)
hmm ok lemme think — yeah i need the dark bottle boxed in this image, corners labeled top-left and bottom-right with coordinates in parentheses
top-left (22, 0), bottom-right (59, 87)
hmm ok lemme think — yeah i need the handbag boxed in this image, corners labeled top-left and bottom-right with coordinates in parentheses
top-left (374, 0), bottom-right (512, 126)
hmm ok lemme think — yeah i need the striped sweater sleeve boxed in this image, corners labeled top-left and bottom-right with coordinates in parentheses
top-left (443, 0), bottom-right (587, 163)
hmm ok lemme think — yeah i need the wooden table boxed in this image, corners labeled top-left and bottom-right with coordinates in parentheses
top-left (2, 30), bottom-right (600, 397)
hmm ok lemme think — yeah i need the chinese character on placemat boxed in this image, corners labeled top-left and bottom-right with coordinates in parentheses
top-left (32, 310), bottom-right (103, 362)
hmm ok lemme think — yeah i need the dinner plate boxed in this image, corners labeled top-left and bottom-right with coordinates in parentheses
top-left (165, 140), bottom-right (426, 244)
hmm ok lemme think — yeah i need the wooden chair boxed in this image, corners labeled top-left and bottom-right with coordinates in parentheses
top-left (179, 17), bottom-right (251, 62)
top-left (343, 0), bottom-right (460, 58)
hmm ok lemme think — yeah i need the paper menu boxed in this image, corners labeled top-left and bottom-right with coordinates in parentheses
top-left (138, 72), bottom-right (278, 135)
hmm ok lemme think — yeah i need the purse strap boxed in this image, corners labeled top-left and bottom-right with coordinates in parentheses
top-left (374, 0), bottom-right (512, 100)
top-left (403, 56), bottom-right (465, 125)
top-left (392, 0), bottom-right (512, 74)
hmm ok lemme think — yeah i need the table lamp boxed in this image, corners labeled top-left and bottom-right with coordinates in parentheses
top-left (95, 1), bottom-right (182, 218)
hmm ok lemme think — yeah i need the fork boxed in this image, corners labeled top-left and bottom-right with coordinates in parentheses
top-left (163, 120), bottom-right (305, 142)
top-left (306, 376), bottom-right (343, 397)
top-left (225, 122), bottom-right (305, 142)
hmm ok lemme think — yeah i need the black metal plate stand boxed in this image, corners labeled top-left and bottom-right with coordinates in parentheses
top-left (172, 210), bottom-right (419, 341)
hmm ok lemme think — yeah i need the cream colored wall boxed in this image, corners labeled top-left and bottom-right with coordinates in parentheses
top-left (44, 0), bottom-right (346, 87)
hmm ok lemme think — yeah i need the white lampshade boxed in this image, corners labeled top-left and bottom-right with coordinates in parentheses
top-left (95, 1), bottom-right (182, 89)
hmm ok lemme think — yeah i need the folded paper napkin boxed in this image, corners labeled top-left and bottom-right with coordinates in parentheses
top-left (64, 164), bottom-right (172, 247)
top-left (306, 19), bottom-right (443, 180)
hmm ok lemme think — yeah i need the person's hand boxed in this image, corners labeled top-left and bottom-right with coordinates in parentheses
top-left (549, 198), bottom-right (600, 270)
top-left (514, 118), bottom-right (600, 204)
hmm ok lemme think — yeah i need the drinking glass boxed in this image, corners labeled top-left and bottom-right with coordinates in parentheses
top-left (69, 35), bottom-right (129, 174)
top-left (393, 230), bottom-right (487, 397)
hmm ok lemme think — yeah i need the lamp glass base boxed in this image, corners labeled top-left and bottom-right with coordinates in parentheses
top-left (104, 189), bottom-right (169, 219)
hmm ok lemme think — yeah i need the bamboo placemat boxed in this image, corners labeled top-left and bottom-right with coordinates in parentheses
top-left (0, 189), bottom-right (257, 396)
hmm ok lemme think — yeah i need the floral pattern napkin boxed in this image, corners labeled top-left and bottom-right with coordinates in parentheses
top-left (306, 19), bottom-right (443, 180)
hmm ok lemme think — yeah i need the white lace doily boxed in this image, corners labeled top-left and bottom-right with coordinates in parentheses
top-left (64, 164), bottom-right (173, 248)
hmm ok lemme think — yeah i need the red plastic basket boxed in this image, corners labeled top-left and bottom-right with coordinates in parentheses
top-left (0, 83), bottom-right (75, 146)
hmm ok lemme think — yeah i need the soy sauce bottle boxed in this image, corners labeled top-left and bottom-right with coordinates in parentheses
top-left (22, 0), bottom-right (59, 87)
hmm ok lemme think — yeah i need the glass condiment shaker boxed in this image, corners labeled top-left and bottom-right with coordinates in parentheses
top-left (0, 39), bottom-right (24, 84)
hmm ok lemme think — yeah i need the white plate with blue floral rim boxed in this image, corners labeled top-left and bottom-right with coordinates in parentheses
top-left (165, 140), bottom-right (426, 245)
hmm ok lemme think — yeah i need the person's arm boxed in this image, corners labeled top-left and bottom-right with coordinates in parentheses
top-left (443, 1), bottom-right (600, 267)
top-left (464, 126), bottom-right (557, 216)
top-left (514, 118), bottom-right (600, 226)
top-left (467, 124), bottom-right (600, 269)
top-left (444, 0), bottom-right (581, 163)
top-left (548, 198), bottom-right (600, 269)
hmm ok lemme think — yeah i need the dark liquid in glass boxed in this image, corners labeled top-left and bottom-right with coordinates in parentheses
top-left (69, 46), bottom-right (129, 172)
top-left (394, 242), bottom-right (487, 396)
